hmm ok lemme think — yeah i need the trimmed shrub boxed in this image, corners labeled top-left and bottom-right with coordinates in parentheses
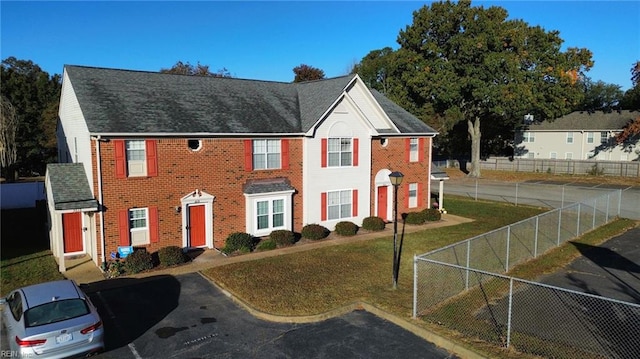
top-left (301, 224), bottom-right (330, 240)
top-left (423, 208), bottom-right (442, 221)
top-left (362, 216), bottom-right (386, 231)
top-left (404, 211), bottom-right (426, 225)
top-left (256, 239), bottom-right (277, 251)
top-left (106, 260), bottom-right (124, 278)
top-left (222, 232), bottom-right (255, 254)
top-left (124, 249), bottom-right (154, 274)
top-left (157, 246), bottom-right (187, 267)
top-left (335, 221), bottom-right (358, 236)
top-left (270, 229), bottom-right (296, 247)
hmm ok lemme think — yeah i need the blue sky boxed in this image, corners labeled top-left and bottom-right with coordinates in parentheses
top-left (2, 1), bottom-right (639, 90)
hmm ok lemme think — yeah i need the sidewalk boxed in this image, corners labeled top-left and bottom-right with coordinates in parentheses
top-left (63, 213), bottom-right (473, 285)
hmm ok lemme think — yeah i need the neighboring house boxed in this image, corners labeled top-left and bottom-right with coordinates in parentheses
top-left (47, 65), bottom-right (437, 271)
top-left (515, 110), bottom-right (639, 161)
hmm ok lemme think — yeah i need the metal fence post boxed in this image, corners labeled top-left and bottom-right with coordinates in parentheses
top-left (505, 226), bottom-right (511, 272)
top-left (557, 208), bottom-right (562, 246)
top-left (506, 277), bottom-right (514, 348)
top-left (534, 216), bottom-right (539, 258)
top-left (515, 183), bottom-right (519, 206)
top-left (618, 189), bottom-right (622, 217)
top-left (413, 255), bottom-right (418, 319)
top-left (466, 240), bottom-right (471, 290)
top-left (577, 203), bottom-right (581, 236)
top-left (475, 179), bottom-right (478, 201)
top-left (606, 193), bottom-right (610, 222)
top-left (592, 197), bottom-right (597, 229)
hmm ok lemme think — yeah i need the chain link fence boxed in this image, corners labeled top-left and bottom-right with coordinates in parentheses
top-left (413, 189), bottom-right (640, 358)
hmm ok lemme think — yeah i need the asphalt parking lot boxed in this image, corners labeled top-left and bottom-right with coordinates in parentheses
top-left (82, 273), bottom-right (457, 359)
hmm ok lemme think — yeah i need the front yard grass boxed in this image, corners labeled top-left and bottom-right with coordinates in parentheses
top-left (202, 197), bottom-right (636, 358)
top-left (202, 196), bottom-right (547, 317)
top-left (1, 208), bottom-right (65, 297)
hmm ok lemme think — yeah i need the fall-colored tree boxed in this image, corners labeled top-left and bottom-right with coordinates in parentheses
top-left (292, 64), bottom-right (325, 82)
top-left (160, 61), bottom-right (232, 77)
top-left (615, 116), bottom-right (640, 145)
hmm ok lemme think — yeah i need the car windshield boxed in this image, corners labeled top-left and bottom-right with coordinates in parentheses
top-left (24, 299), bottom-right (90, 327)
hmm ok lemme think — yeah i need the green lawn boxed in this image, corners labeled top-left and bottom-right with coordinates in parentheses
top-left (202, 197), bottom-right (548, 317)
top-left (1, 208), bottom-right (64, 297)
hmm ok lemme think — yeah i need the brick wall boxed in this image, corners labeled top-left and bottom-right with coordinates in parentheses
top-left (370, 137), bottom-right (432, 215)
top-left (92, 138), bottom-right (303, 257)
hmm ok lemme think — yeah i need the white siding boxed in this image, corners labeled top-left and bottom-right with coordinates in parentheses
top-left (516, 130), bottom-right (634, 161)
top-left (303, 97), bottom-right (372, 230)
top-left (59, 70), bottom-right (94, 190)
top-left (346, 81), bottom-right (394, 131)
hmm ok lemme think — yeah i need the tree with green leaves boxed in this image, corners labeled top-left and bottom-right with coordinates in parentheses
top-left (356, 0), bottom-right (593, 176)
top-left (292, 64), bottom-right (325, 82)
top-left (621, 61), bottom-right (640, 110)
top-left (160, 61), bottom-right (232, 77)
top-left (578, 79), bottom-right (623, 113)
top-left (1, 57), bottom-right (61, 179)
top-left (0, 95), bottom-right (18, 181)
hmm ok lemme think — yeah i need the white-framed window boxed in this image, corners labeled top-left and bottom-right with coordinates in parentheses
top-left (327, 189), bottom-right (352, 220)
top-left (126, 140), bottom-right (147, 176)
top-left (549, 152), bottom-right (557, 159)
top-left (409, 138), bottom-right (419, 162)
top-left (129, 208), bottom-right (149, 245)
top-left (600, 132), bottom-right (609, 144)
top-left (253, 139), bottom-right (281, 170)
top-left (255, 198), bottom-right (285, 231)
top-left (587, 132), bottom-right (594, 144)
top-left (527, 152), bottom-right (535, 159)
top-left (565, 152), bottom-right (573, 160)
top-left (566, 132), bottom-right (574, 144)
top-left (523, 132), bottom-right (535, 143)
top-left (328, 138), bottom-right (352, 167)
top-left (408, 183), bottom-right (418, 208)
top-left (621, 154), bottom-right (629, 161)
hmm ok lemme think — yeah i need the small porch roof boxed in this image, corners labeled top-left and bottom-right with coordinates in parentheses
top-left (430, 166), bottom-right (450, 181)
top-left (243, 177), bottom-right (295, 194)
top-left (46, 163), bottom-right (98, 211)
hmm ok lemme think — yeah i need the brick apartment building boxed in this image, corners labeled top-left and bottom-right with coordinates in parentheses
top-left (46, 65), bottom-right (437, 271)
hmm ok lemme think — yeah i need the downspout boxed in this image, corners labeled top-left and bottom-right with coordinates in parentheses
top-left (92, 136), bottom-right (107, 269)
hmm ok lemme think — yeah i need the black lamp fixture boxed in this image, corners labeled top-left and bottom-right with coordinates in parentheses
top-left (388, 171), bottom-right (404, 289)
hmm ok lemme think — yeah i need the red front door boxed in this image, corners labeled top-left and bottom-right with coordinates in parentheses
top-left (63, 212), bottom-right (83, 253)
top-left (188, 205), bottom-right (206, 247)
top-left (377, 186), bottom-right (388, 220)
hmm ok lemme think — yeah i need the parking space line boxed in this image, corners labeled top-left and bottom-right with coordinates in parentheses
top-left (128, 343), bottom-right (143, 359)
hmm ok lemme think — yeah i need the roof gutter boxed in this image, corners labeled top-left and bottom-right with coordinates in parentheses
top-left (91, 135), bottom-right (108, 269)
top-left (89, 132), bottom-right (307, 138)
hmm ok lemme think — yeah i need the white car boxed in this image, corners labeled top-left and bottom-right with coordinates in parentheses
top-left (1, 280), bottom-right (104, 358)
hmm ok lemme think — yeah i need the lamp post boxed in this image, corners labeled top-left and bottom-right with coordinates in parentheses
top-left (389, 171), bottom-right (404, 289)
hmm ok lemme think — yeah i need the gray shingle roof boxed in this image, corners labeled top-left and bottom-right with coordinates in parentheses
top-left (529, 110), bottom-right (639, 131)
top-left (46, 163), bottom-right (98, 211)
top-left (430, 166), bottom-right (450, 180)
top-left (243, 178), bottom-right (295, 194)
top-left (65, 65), bottom-right (436, 136)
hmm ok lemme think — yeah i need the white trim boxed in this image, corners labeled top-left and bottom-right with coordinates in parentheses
top-left (244, 190), bottom-right (295, 237)
top-left (180, 190), bottom-right (215, 249)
